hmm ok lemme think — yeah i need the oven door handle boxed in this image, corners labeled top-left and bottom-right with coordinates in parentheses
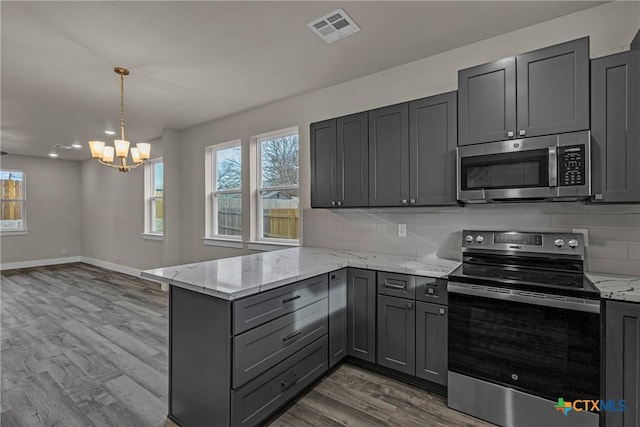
top-left (447, 282), bottom-right (600, 314)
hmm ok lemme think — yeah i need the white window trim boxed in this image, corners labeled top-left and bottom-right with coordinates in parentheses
top-left (0, 168), bottom-right (27, 235)
top-left (205, 140), bottom-right (243, 242)
top-left (144, 158), bottom-right (163, 237)
top-left (255, 127), bottom-right (300, 245)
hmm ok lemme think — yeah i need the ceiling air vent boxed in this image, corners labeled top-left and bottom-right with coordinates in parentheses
top-left (52, 144), bottom-right (74, 150)
top-left (307, 9), bottom-right (360, 43)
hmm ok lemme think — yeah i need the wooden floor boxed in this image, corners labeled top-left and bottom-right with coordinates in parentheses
top-left (2, 263), bottom-right (492, 427)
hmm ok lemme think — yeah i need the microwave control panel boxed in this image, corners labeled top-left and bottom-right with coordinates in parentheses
top-left (558, 145), bottom-right (585, 186)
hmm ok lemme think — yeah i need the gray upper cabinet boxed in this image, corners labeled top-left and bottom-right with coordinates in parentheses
top-left (591, 50), bottom-right (640, 203)
top-left (369, 103), bottom-right (410, 206)
top-left (458, 37), bottom-right (589, 146)
top-left (516, 37), bottom-right (589, 138)
top-left (458, 58), bottom-right (516, 146)
top-left (310, 113), bottom-right (368, 208)
top-left (347, 268), bottom-right (376, 363)
top-left (337, 113), bottom-right (369, 207)
top-left (409, 92), bottom-right (458, 205)
top-left (605, 301), bottom-right (640, 427)
top-left (310, 119), bottom-right (337, 208)
top-left (377, 294), bottom-right (416, 376)
top-left (328, 269), bottom-right (348, 367)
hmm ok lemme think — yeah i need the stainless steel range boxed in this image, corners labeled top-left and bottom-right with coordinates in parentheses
top-left (447, 230), bottom-right (601, 427)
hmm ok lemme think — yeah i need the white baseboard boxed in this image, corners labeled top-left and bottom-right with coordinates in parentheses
top-left (1, 256), bottom-right (166, 292)
top-left (0, 256), bottom-right (82, 271)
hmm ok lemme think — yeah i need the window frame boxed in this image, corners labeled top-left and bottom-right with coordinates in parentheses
top-left (206, 140), bottom-right (243, 242)
top-left (255, 127), bottom-right (300, 244)
top-left (0, 168), bottom-right (27, 235)
top-left (144, 158), bottom-right (163, 238)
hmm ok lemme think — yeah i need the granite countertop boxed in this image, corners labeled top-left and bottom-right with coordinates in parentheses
top-left (141, 246), bottom-right (461, 300)
top-left (586, 272), bottom-right (640, 304)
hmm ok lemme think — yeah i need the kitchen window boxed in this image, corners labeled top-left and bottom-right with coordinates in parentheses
top-left (255, 128), bottom-right (299, 244)
top-left (0, 169), bottom-right (27, 235)
top-left (144, 158), bottom-right (163, 238)
top-left (205, 140), bottom-right (242, 245)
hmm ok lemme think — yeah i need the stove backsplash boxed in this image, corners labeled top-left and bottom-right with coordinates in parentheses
top-left (303, 203), bottom-right (640, 276)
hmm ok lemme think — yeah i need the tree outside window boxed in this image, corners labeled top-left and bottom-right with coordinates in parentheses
top-left (213, 143), bottom-right (242, 237)
top-left (258, 131), bottom-right (299, 241)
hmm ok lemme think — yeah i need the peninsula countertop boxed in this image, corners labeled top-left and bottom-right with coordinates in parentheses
top-left (141, 246), bottom-right (461, 300)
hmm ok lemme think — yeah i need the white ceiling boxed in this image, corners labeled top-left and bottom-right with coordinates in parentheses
top-left (1, 1), bottom-right (604, 161)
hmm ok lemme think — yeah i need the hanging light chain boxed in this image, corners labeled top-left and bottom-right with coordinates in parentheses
top-left (120, 70), bottom-right (126, 141)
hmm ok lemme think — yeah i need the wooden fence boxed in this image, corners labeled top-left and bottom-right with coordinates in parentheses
top-left (217, 198), bottom-right (299, 239)
top-left (1, 179), bottom-right (22, 221)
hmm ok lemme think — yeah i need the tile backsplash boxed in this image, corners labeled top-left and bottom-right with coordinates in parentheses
top-left (303, 203), bottom-right (640, 276)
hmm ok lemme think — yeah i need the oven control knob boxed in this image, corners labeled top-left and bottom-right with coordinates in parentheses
top-left (476, 235), bottom-right (484, 244)
top-left (568, 239), bottom-right (580, 249)
top-left (465, 235), bottom-right (474, 243)
top-left (554, 238), bottom-right (565, 248)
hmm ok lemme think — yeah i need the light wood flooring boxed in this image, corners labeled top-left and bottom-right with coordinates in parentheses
top-left (2, 263), bottom-right (492, 427)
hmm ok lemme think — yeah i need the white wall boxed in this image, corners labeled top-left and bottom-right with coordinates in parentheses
top-left (176, 2), bottom-right (640, 265)
top-left (0, 155), bottom-right (82, 264)
top-left (80, 140), bottom-right (164, 270)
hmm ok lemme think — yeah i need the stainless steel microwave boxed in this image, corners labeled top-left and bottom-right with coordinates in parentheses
top-left (457, 131), bottom-right (591, 203)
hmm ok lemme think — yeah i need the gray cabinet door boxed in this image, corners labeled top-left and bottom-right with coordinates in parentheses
top-left (337, 112), bottom-right (369, 207)
top-left (377, 295), bottom-right (415, 375)
top-left (516, 37), bottom-right (589, 138)
top-left (409, 92), bottom-right (458, 205)
top-left (328, 269), bottom-right (347, 367)
top-left (458, 58), bottom-right (516, 146)
top-left (347, 268), bottom-right (376, 362)
top-left (415, 302), bottom-right (447, 386)
top-left (605, 301), bottom-right (640, 427)
top-left (591, 50), bottom-right (640, 203)
top-left (368, 103), bottom-right (409, 206)
top-left (310, 119), bottom-right (337, 208)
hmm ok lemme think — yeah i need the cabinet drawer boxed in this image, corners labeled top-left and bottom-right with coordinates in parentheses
top-left (416, 277), bottom-right (448, 305)
top-left (377, 272), bottom-right (416, 299)
top-left (233, 275), bottom-right (328, 334)
top-left (233, 299), bottom-right (328, 388)
top-left (232, 336), bottom-right (328, 427)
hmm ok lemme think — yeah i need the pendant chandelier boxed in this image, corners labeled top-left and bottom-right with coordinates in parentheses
top-left (88, 67), bottom-right (151, 172)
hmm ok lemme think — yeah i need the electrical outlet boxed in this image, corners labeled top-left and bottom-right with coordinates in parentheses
top-left (573, 228), bottom-right (589, 246)
top-left (398, 224), bottom-right (407, 238)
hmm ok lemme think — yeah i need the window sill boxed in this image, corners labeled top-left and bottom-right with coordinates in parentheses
top-left (0, 229), bottom-right (29, 236)
top-left (202, 237), bottom-right (244, 249)
top-left (141, 233), bottom-right (164, 241)
top-left (247, 240), bottom-right (299, 251)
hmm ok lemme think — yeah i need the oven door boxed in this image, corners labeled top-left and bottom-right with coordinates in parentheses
top-left (448, 284), bottom-right (600, 402)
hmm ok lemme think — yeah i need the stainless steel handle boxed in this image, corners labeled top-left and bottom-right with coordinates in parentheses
top-left (384, 281), bottom-right (406, 291)
top-left (519, 129), bottom-right (526, 136)
top-left (407, 302), bottom-right (413, 309)
top-left (410, 199), bottom-right (416, 204)
top-left (282, 330), bottom-right (301, 342)
top-left (401, 199), bottom-right (408, 204)
top-left (331, 201), bottom-right (336, 206)
top-left (282, 295), bottom-right (301, 304)
top-left (439, 308), bottom-right (446, 315)
top-left (337, 201), bottom-right (342, 206)
top-left (281, 372), bottom-right (298, 390)
top-left (447, 282), bottom-right (600, 314)
top-left (507, 131), bottom-right (514, 138)
top-left (548, 147), bottom-right (558, 187)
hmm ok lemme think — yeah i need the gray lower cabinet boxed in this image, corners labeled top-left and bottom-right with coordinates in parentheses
top-left (415, 302), bottom-right (447, 386)
top-left (169, 275), bottom-right (331, 427)
top-left (328, 269), bottom-right (347, 367)
top-left (605, 300), bottom-right (640, 427)
top-left (347, 268), bottom-right (376, 362)
top-left (377, 294), bottom-right (416, 375)
top-left (458, 37), bottom-right (589, 146)
top-left (591, 50), bottom-right (640, 203)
